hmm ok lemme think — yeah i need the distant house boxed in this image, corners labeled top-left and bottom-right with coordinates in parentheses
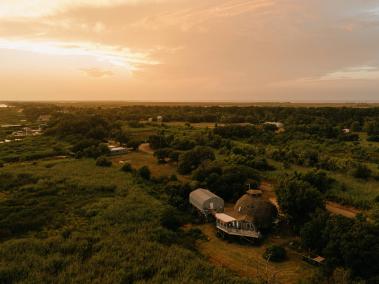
top-left (264, 122), bottom-right (284, 129)
top-left (1, 124), bottom-right (22, 128)
top-left (189, 188), bottom-right (224, 215)
top-left (343, 128), bottom-right (350, 133)
top-left (148, 117), bottom-right (153, 123)
top-left (109, 146), bottom-right (128, 155)
top-left (157, 116), bottom-right (163, 124)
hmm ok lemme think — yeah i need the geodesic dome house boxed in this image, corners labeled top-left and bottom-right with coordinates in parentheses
top-left (234, 191), bottom-right (278, 230)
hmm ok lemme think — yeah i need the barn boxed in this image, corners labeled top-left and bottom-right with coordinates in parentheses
top-left (189, 188), bottom-right (224, 214)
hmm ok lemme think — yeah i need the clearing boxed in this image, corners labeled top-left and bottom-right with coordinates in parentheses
top-left (138, 143), bottom-right (154, 154)
top-left (110, 150), bottom-right (189, 181)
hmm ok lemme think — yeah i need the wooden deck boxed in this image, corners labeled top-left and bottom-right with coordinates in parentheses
top-left (216, 224), bottom-right (261, 239)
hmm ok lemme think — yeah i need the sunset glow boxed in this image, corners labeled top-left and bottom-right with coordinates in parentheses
top-left (1, 0), bottom-right (379, 101)
top-left (0, 39), bottom-right (157, 69)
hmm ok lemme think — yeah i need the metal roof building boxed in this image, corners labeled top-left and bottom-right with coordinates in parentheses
top-left (189, 188), bottom-right (224, 213)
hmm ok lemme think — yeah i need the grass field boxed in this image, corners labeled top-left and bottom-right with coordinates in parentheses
top-left (111, 150), bottom-right (189, 181)
top-left (0, 136), bottom-right (70, 163)
top-left (0, 158), bottom-right (252, 283)
top-left (0, 108), bottom-right (26, 140)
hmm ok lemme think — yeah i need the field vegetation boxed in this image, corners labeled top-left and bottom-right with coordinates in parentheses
top-left (1, 103), bottom-right (379, 283)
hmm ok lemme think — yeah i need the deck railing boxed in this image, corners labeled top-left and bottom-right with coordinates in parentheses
top-left (216, 223), bottom-right (261, 239)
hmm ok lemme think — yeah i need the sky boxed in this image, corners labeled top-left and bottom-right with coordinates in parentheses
top-left (1, 0), bottom-right (379, 102)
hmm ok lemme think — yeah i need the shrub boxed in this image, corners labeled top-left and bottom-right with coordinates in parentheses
top-left (160, 208), bottom-right (184, 231)
top-left (352, 163), bottom-right (371, 180)
top-left (178, 146), bottom-right (215, 174)
top-left (121, 163), bottom-right (133, 172)
top-left (96, 156), bottom-right (112, 167)
top-left (169, 174), bottom-right (178, 181)
top-left (263, 245), bottom-right (287, 262)
top-left (367, 135), bottom-right (379, 142)
top-left (138, 166), bottom-right (151, 180)
top-left (126, 138), bottom-right (143, 150)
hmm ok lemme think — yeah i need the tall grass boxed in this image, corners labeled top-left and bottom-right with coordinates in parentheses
top-left (0, 159), bottom-right (253, 283)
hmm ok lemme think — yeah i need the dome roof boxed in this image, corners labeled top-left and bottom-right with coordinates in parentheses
top-left (234, 193), bottom-right (278, 230)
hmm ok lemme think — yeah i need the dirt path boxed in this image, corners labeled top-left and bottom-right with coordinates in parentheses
top-left (138, 143), bottom-right (154, 154)
top-left (260, 181), bottom-right (361, 219)
top-left (325, 201), bottom-right (360, 219)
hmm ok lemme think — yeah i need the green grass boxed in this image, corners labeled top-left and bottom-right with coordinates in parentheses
top-left (0, 108), bottom-right (25, 125)
top-left (0, 136), bottom-right (70, 163)
top-left (0, 108), bottom-right (27, 140)
top-left (0, 159), bottom-right (252, 283)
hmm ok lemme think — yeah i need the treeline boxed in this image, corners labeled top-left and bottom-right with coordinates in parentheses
top-left (25, 103), bottom-right (379, 128)
top-left (45, 113), bottom-right (129, 158)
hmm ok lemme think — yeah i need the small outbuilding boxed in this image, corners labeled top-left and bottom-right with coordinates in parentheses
top-left (189, 188), bottom-right (224, 214)
top-left (109, 146), bottom-right (128, 155)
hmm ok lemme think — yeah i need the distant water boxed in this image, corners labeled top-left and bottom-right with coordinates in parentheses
top-left (0, 104), bottom-right (8, 108)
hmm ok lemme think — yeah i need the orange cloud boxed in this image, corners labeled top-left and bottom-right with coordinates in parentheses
top-left (81, 67), bottom-right (114, 78)
top-left (1, 0), bottom-right (379, 101)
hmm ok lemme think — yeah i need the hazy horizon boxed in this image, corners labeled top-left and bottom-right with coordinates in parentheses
top-left (1, 1), bottom-right (379, 101)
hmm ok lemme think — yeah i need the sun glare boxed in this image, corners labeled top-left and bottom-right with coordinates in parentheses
top-left (0, 39), bottom-right (157, 72)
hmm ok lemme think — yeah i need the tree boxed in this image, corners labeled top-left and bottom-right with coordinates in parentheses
top-left (178, 146), bottom-right (215, 174)
top-left (164, 181), bottom-right (192, 210)
top-left (322, 216), bottom-right (379, 279)
top-left (276, 175), bottom-right (324, 228)
top-left (138, 166), bottom-right (151, 180)
top-left (127, 138), bottom-right (143, 150)
top-left (300, 170), bottom-right (334, 193)
top-left (367, 135), bottom-right (379, 142)
top-left (154, 148), bottom-right (172, 164)
top-left (263, 245), bottom-right (287, 262)
top-left (121, 163), bottom-right (133, 172)
top-left (300, 209), bottom-right (329, 253)
top-left (210, 166), bottom-right (251, 201)
top-left (364, 120), bottom-right (379, 135)
top-left (351, 121), bottom-right (362, 132)
top-left (160, 207), bottom-right (184, 231)
top-left (172, 137), bottom-right (195, 150)
top-left (96, 156), bottom-right (112, 167)
top-left (168, 151), bottom-right (180, 162)
top-left (148, 134), bottom-right (170, 149)
top-left (352, 163), bottom-right (371, 180)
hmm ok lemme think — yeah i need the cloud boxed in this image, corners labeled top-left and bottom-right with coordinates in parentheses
top-left (1, 0), bottom-right (379, 101)
top-left (320, 66), bottom-right (379, 81)
top-left (81, 67), bottom-right (114, 78)
top-left (0, 38), bottom-right (158, 70)
top-left (0, 0), bottom-right (169, 18)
